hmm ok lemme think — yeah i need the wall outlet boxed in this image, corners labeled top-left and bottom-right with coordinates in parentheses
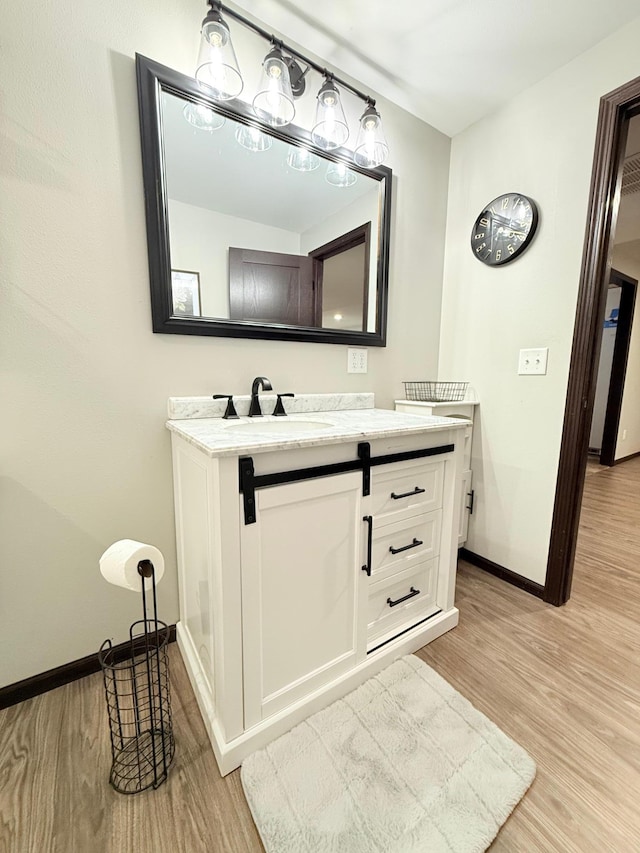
top-left (623, 429), bottom-right (628, 440)
top-left (518, 347), bottom-right (548, 375)
top-left (347, 348), bottom-right (368, 373)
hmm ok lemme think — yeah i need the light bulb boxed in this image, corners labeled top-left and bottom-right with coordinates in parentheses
top-left (253, 46), bottom-right (295, 127)
top-left (326, 161), bottom-right (357, 187)
top-left (195, 8), bottom-right (243, 100)
top-left (354, 103), bottom-right (389, 167)
top-left (312, 78), bottom-right (349, 150)
top-left (183, 101), bottom-right (225, 132)
top-left (287, 147), bottom-right (320, 172)
top-left (235, 124), bottom-right (273, 152)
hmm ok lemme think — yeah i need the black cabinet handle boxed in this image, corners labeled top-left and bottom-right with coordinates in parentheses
top-left (390, 486), bottom-right (426, 500)
top-left (387, 586), bottom-right (420, 607)
top-left (466, 489), bottom-right (475, 514)
top-left (389, 537), bottom-right (423, 555)
top-left (362, 516), bottom-right (373, 576)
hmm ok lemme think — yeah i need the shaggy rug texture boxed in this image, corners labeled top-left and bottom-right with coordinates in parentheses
top-left (241, 654), bottom-right (535, 852)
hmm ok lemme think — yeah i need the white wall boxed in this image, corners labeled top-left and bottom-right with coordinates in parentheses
top-left (168, 200), bottom-right (301, 317)
top-left (439, 16), bottom-right (640, 585)
top-left (611, 243), bottom-right (640, 460)
top-left (0, 0), bottom-right (450, 685)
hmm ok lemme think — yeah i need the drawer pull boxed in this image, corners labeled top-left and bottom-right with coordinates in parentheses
top-left (362, 515), bottom-right (373, 576)
top-left (466, 489), bottom-right (475, 514)
top-left (390, 486), bottom-right (426, 500)
top-left (387, 586), bottom-right (420, 607)
top-left (389, 537), bottom-right (423, 555)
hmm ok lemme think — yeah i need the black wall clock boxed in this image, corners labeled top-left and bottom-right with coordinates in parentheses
top-left (470, 193), bottom-right (539, 266)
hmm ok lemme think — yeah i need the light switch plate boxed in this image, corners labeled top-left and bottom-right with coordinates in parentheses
top-left (518, 347), bottom-right (548, 375)
top-left (347, 348), bottom-right (368, 373)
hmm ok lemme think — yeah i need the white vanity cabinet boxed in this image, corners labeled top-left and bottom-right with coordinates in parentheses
top-left (169, 411), bottom-right (465, 775)
top-left (394, 400), bottom-right (477, 545)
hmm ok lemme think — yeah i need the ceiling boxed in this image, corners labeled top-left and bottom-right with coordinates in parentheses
top-left (234, 0), bottom-right (640, 137)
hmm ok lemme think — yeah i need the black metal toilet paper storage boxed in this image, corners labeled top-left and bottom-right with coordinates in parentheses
top-left (98, 559), bottom-right (175, 794)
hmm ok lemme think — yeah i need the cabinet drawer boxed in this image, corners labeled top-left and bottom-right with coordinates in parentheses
top-left (371, 458), bottom-right (444, 526)
top-left (367, 559), bottom-right (439, 645)
top-left (369, 511), bottom-right (441, 583)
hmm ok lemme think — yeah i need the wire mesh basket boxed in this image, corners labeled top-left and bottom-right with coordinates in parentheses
top-left (99, 619), bottom-right (174, 794)
top-left (403, 381), bottom-right (469, 403)
top-left (98, 559), bottom-right (175, 795)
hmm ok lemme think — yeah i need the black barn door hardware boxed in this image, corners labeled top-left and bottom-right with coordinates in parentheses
top-left (238, 442), bottom-right (453, 524)
top-left (358, 442), bottom-right (371, 495)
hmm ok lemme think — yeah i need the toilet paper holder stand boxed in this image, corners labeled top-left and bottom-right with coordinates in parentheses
top-left (98, 558), bottom-right (175, 794)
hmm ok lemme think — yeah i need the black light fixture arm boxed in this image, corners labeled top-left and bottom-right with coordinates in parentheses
top-left (208, 0), bottom-right (376, 107)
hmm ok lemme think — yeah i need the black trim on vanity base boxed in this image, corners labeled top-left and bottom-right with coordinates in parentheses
top-left (0, 625), bottom-right (177, 710)
top-left (367, 610), bottom-right (443, 655)
top-left (459, 549), bottom-right (545, 599)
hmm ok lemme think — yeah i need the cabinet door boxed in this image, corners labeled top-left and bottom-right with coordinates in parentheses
top-left (241, 471), bottom-right (364, 728)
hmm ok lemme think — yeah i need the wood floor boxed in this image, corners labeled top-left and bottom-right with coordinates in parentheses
top-left (3, 457), bottom-right (640, 852)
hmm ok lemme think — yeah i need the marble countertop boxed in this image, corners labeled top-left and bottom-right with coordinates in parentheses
top-left (166, 407), bottom-right (469, 458)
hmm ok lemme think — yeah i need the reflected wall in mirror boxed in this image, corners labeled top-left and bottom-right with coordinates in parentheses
top-left (136, 55), bottom-right (392, 345)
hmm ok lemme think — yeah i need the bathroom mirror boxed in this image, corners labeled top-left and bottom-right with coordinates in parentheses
top-left (136, 55), bottom-right (392, 345)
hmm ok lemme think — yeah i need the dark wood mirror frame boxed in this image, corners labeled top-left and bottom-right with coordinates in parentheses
top-left (135, 54), bottom-right (392, 346)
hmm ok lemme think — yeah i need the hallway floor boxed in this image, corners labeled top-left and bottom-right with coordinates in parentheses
top-left (2, 458), bottom-right (640, 851)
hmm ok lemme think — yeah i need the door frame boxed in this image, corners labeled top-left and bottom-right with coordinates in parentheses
top-left (309, 222), bottom-right (371, 331)
top-left (599, 269), bottom-right (637, 466)
top-left (544, 75), bottom-right (640, 607)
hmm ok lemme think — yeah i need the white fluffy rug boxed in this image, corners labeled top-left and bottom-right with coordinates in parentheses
top-left (241, 655), bottom-right (535, 853)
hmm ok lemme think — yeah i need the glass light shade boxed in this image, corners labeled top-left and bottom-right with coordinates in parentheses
top-left (326, 161), bottom-right (357, 187)
top-left (195, 9), bottom-right (243, 100)
top-left (354, 104), bottom-right (389, 167)
top-left (235, 124), bottom-right (273, 152)
top-left (287, 147), bottom-right (320, 172)
top-left (252, 47), bottom-right (295, 127)
top-left (183, 101), bottom-right (226, 132)
top-left (311, 78), bottom-right (349, 150)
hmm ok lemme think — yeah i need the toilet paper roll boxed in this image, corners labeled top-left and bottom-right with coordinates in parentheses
top-left (99, 539), bottom-right (165, 591)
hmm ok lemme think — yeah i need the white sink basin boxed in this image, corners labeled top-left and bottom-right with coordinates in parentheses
top-left (226, 419), bottom-right (333, 434)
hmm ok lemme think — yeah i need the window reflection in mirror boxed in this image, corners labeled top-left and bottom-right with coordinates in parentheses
top-left (161, 91), bottom-right (381, 332)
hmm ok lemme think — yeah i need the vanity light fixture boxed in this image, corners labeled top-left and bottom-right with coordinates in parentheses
top-left (286, 147), bottom-right (320, 172)
top-left (195, 2), bottom-right (243, 100)
top-left (311, 77), bottom-right (350, 150)
top-left (183, 101), bottom-right (226, 132)
top-left (192, 1), bottom-right (390, 166)
top-left (253, 44), bottom-right (296, 127)
top-left (326, 161), bottom-right (357, 188)
top-left (354, 102), bottom-right (389, 168)
top-left (235, 124), bottom-right (273, 152)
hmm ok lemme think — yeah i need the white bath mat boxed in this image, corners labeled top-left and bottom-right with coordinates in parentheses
top-left (241, 655), bottom-right (535, 853)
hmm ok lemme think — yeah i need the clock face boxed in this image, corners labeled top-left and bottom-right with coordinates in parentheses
top-left (470, 193), bottom-right (539, 266)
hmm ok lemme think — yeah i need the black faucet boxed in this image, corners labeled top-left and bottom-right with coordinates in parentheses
top-left (249, 376), bottom-right (273, 416)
